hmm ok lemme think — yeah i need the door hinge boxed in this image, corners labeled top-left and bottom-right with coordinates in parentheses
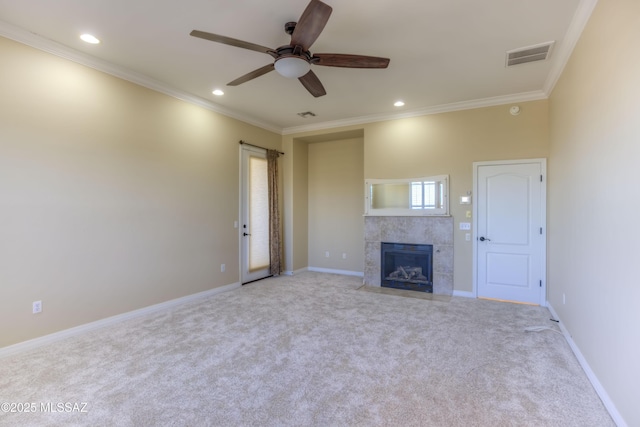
top-left (540, 227), bottom-right (543, 235)
top-left (539, 280), bottom-right (542, 287)
top-left (540, 174), bottom-right (543, 182)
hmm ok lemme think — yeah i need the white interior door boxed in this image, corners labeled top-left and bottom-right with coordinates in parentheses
top-left (475, 160), bottom-right (546, 305)
top-left (240, 146), bottom-right (270, 284)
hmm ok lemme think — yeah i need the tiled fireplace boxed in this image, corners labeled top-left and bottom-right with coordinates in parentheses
top-left (364, 216), bottom-right (453, 295)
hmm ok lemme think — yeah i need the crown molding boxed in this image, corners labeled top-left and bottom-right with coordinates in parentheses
top-left (282, 90), bottom-right (548, 135)
top-left (0, 20), bottom-right (282, 135)
top-left (543, 0), bottom-right (599, 95)
top-left (1, 0), bottom-right (598, 137)
top-left (284, 0), bottom-right (599, 136)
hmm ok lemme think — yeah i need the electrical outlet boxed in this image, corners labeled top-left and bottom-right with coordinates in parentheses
top-left (465, 233), bottom-right (471, 241)
top-left (221, 264), bottom-right (226, 272)
top-left (342, 253), bottom-right (347, 259)
top-left (325, 251), bottom-right (330, 258)
top-left (32, 300), bottom-right (42, 314)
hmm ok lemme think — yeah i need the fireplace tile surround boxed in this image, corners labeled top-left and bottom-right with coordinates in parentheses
top-left (364, 216), bottom-right (454, 295)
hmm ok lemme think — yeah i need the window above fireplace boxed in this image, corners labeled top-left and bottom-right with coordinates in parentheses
top-left (364, 175), bottom-right (449, 216)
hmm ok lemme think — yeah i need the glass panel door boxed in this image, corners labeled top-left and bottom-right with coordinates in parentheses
top-left (241, 146), bottom-right (270, 283)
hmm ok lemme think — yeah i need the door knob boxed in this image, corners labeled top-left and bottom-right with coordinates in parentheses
top-left (479, 236), bottom-right (491, 241)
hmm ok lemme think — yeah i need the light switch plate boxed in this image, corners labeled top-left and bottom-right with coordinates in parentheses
top-left (459, 222), bottom-right (471, 230)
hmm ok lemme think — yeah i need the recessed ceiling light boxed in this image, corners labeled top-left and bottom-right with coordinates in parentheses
top-left (80, 34), bottom-right (100, 44)
top-left (394, 101), bottom-right (405, 107)
top-left (212, 89), bottom-right (224, 96)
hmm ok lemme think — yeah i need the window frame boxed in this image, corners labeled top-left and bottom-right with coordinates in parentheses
top-left (364, 175), bottom-right (449, 216)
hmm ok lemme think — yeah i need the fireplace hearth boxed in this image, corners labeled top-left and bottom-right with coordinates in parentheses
top-left (381, 242), bottom-right (433, 293)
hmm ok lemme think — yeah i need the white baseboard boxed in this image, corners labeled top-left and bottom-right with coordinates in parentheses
top-left (282, 267), bottom-right (308, 276)
top-left (307, 267), bottom-right (364, 277)
top-left (547, 303), bottom-right (627, 427)
top-left (0, 282), bottom-right (241, 359)
top-left (453, 290), bottom-right (475, 298)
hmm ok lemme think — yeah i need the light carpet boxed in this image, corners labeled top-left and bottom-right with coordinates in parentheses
top-left (0, 272), bottom-right (613, 426)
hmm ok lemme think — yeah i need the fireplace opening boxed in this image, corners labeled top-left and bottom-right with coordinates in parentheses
top-left (381, 242), bottom-right (433, 293)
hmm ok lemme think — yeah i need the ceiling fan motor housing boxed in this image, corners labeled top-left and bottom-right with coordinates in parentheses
top-left (284, 22), bottom-right (297, 35)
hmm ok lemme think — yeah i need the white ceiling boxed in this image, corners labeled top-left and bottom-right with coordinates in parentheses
top-left (0, 0), bottom-right (593, 134)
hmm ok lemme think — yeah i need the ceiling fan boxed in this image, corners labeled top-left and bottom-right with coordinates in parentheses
top-left (190, 0), bottom-right (390, 97)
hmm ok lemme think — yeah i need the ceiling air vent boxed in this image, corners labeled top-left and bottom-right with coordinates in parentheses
top-left (506, 41), bottom-right (555, 67)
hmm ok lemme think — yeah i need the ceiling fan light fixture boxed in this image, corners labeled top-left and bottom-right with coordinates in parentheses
top-left (274, 56), bottom-right (311, 79)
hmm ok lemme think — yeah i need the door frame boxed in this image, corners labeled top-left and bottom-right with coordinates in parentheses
top-left (239, 145), bottom-right (271, 284)
top-left (472, 158), bottom-right (547, 306)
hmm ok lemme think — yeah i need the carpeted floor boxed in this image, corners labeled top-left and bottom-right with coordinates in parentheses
top-left (0, 272), bottom-right (613, 426)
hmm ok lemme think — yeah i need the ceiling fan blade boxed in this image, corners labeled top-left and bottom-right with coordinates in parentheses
top-left (298, 70), bottom-right (326, 97)
top-left (190, 30), bottom-right (274, 55)
top-left (227, 64), bottom-right (275, 86)
top-left (313, 53), bottom-right (390, 68)
top-left (290, 0), bottom-right (333, 51)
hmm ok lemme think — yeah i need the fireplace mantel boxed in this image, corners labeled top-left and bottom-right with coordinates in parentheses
top-left (364, 216), bottom-right (454, 295)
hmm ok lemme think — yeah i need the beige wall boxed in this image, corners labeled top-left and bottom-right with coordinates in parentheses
top-left (282, 135), bottom-right (310, 273)
top-left (2, 5), bottom-right (635, 421)
top-left (288, 102), bottom-right (549, 290)
top-left (548, 0), bottom-right (640, 424)
top-left (364, 104), bottom-right (550, 291)
top-left (0, 37), bottom-right (280, 347)
top-left (307, 138), bottom-right (364, 272)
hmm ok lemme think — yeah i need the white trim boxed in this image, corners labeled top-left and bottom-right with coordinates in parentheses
top-left (283, 267), bottom-right (309, 276)
top-left (238, 146), bottom-right (243, 285)
top-left (543, 0), bottom-right (599, 96)
top-left (472, 159), bottom-right (547, 306)
top-left (0, 282), bottom-right (240, 359)
top-left (547, 303), bottom-right (627, 427)
top-left (282, 91), bottom-right (547, 135)
top-left (240, 147), bottom-right (271, 284)
top-left (0, 0), bottom-right (596, 135)
top-left (0, 22), bottom-right (547, 136)
top-left (308, 267), bottom-right (364, 277)
top-left (281, 0), bottom-right (597, 135)
top-left (364, 175), bottom-right (449, 217)
top-left (453, 290), bottom-right (475, 298)
top-left (0, 20), bottom-right (280, 135)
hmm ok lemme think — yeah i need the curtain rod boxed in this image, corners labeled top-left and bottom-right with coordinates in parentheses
top-left (239, 140), bottom-right (284, 155)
